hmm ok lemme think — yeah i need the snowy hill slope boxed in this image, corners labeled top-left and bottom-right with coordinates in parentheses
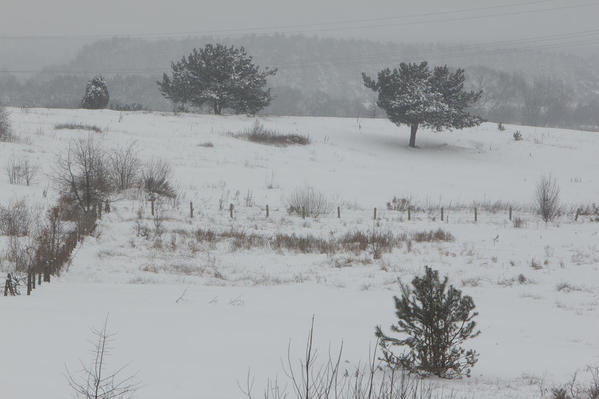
top-left (0, 107), bottom-right (598, 399)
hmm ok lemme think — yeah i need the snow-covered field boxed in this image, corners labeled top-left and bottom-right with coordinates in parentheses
top-left (1, 107), bottom-right (598, 398)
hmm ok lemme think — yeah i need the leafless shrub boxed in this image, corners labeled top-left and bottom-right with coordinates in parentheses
top-left (513, 217), bottom-right (525, 228)
top-left (497, 122), bottom-right (505, 131)
top-left (287, 186), bottom-right (331, 217)
top-left (232, 121), bottom-right (310, 147)
top-left (411, 229), bottom-right (454, 243)
top-left (109, 142), bottom-right (140, 191)
top-left (6, 157), bottom-right (38, 185)
top-left (550, 367), bottom-right (599, 399)
top-left (0, 106), bottom-right (15, 142)
top-left (66, 318), bottom-right (138, 399)
top-left (55, 123), bottom-right (102, 133)
top-left (0, 199), bottom-right (31, 236)
top-left (141, 158), bottom-right (176, 199)
top-left (386, 196), bottom-right (416, 212)
top-left (244, 318), bottom-right (443, 399)
top-left (54, 136), bottom-right (112, 214)
top-left (536, 174), bottom-right (560, 222)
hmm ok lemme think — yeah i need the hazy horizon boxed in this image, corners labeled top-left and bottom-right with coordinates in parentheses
top-left (2, 0), bottom-right (599, 49)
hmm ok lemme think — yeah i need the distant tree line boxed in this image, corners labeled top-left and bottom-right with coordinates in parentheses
top-left (2, 34), bottom-right (599, 130)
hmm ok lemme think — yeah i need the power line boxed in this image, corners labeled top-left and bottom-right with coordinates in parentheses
top-left (0, 0), bottom-right (594, 40)
top-left (2, 27), bottom-right (597, 75)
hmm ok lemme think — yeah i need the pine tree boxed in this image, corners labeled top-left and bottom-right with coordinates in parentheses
top-left (363, 62), bottom-right (483, 148)
top-left (158, 44), bottom-right (277, 115)
top-left (81, 75), bottom-right (110, 110)
top-left (375, 266), bottom-right (480, 379)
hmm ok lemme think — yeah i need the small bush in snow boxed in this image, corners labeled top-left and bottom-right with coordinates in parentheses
top-left (66, 318), bottom-right (138, 399)
top-left (535, 174), bottom-right (560, 222)
top-left (498, 122), bottom-right (506, 131)
top-left (286, 186), bottom-right (331, 217)
top-left (0, 199), bottom-right (32, 236)
top-left (376, 266), bottom-right (480, 378)
top-left (513, 130), bottom-right (523, 141)
top-left (141, 159), bottom-right (176, 199)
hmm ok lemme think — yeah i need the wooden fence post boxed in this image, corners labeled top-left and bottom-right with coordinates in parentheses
top-left (190, 201), bottom-right (194, 218)
top-left (337, 206), bottom-right (341, 219)
top-left (575, 208), bottom-right (580, 221)
top-left (374, 208), bottom-right (377, 220)
top-left (151, 199), bottom-right (155, 216)
top-left (441, 207), bottom-right (444, 222)
top-left (266, 205), bottom-right (269, 218)
top-left (27, 272), bottom-right (31, 296)
top-left (509, 206), bottom-right (512, 221)
top-left (230, 203), bottom-right (234, 218)
top-left (408, 207), bottom-right (411, 221)
top-left (474, 207), bottom-right (478, 222)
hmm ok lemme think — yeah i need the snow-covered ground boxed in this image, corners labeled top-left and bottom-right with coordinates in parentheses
top-left (1, 107), bottom-right (598, 398)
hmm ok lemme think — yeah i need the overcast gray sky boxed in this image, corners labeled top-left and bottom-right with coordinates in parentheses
top-left (1, 0), bottom-right (598, 48)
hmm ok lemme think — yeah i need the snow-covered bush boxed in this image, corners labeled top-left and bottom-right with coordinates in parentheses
top-left (286, 186), bottom-right (331, 217)
top-left (81, 75), bottom-right (109, 110)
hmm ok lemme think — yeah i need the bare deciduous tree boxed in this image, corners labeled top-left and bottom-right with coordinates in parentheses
top-left (66, 318), bottom-right (138, 399)
top-left (109, 142), bottom-right (140, 191)
top-left (6, 157), bottom-right (38, 186)
top-left (54, 136), bottom-right (112, 214)
top-left (536, 174), bottom-right (560, 223)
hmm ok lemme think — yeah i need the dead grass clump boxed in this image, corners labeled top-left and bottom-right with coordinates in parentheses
top-left (55, 123), bottom-right (102, 133)
top-left (272, 233), bottom-right (335, 254)
top-left (233, 121), bottom-right (310, 147)
top-left (231, 233), bottom-right (268, 251)
top-left (411, 229), bottom-right (454, 242)
top-left (194, 228), bottom-right (217, 243)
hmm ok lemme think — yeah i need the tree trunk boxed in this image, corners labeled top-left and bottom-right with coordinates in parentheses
top-left (213, 102), bottom-right (222, 115)
top-left (409, 123), bottom-right (419, 148)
